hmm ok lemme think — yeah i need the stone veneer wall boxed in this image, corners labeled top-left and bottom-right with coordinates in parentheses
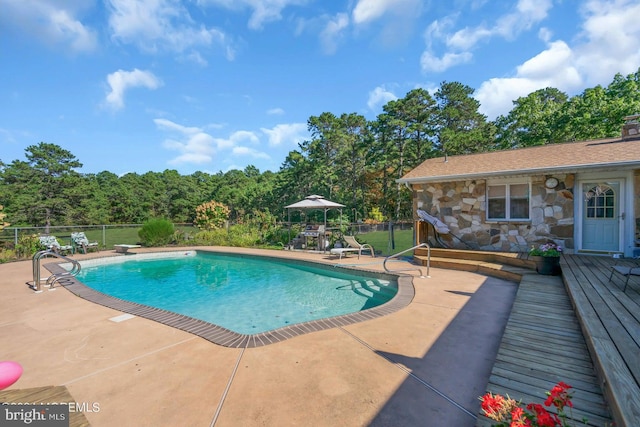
top-left (414, 174), bottom-right (575, 253)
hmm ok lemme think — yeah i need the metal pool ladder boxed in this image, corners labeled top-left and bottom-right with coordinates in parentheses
top-left (29, 250), bottom-right (81, 292)
top-left (383, 243), bottom-right (430, 278)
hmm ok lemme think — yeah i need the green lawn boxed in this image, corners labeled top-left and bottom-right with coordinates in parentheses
top-left (354, 229), bottom-right (415, 257)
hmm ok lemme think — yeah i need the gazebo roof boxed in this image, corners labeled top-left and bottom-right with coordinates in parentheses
top-left (285, 195), bottom-right (345, 209)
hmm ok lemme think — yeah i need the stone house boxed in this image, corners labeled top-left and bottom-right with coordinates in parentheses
top-left (397, 117), bottom-right (640, 256)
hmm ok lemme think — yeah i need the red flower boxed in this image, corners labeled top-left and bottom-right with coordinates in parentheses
top-left (545, 382), bottom-right (573, 410)
top-left (509, 406), bottom-right (532, 426)
top-left (526, 403), bottom-right (560, 427)
top-left (479, 382), bottom-right (579, 427)
top-left (481, 392), bottom-right (504, 414)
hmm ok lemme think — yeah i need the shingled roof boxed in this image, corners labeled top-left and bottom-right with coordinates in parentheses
top-left (398, 136), bottom-right (640, 184)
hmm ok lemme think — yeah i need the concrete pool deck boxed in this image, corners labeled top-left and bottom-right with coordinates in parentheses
top-left (0, 247), bottom-right (517, 426)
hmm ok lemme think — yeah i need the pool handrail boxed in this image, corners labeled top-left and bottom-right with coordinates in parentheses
top-left (30, 250), bottom-right (81, 292)
top-left (383, 243), bottom-right (430, 278)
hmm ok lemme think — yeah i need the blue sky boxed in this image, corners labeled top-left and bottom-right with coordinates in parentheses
top-left (1, 0), bottom-right (640, 176)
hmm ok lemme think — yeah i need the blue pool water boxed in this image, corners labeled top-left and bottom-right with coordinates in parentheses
top-left (75, 251), bottom-right (397, 334)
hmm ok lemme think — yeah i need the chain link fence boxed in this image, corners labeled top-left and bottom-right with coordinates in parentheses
top-left (0, 221), bottom-right (415, 258)
top-left (0, 224), bottom-right (198, 249)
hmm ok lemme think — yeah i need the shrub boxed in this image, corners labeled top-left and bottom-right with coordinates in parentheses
top-left (266, 225), bottom-right (300, 247)
top-left (192, 229), bottom-right (228, 246)
top-left (138, 218), bottom-right (175, 247)
top-left (194, 200), bottom-right (230, 231)
top-left (227, 223), bottom-right (260, 247)
top-left (0, 249), bottom-right (16, 263)
top-left (366, 207), bottom-right (385, 223)
top-left (15, 234), bottom-right (42, 258)
top-left (192, 223), bottom-right (262, 247)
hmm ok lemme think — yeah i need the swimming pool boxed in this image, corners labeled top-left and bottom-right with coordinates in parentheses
top-left (61, 250), bottom-right (411, 346)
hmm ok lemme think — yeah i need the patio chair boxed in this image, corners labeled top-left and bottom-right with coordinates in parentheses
top-left (71, 232), bottom-right (99, 254)
top-left (330, 236), bottom-right (374, 260)
top-left (609, 255), bottom-right (640, 292)
top-left (417, 209), bottom-right (476, 249)
top-left (39, 236), bottom-right (73, 255)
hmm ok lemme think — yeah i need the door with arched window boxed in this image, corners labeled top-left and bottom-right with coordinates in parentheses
top-left (582, 182), bottom-right (620, 251)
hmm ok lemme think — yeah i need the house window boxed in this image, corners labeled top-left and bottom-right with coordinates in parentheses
top-left (585, 185), bottom-right (615, 219)
top-left (487, 182), bottom-right (530, 220)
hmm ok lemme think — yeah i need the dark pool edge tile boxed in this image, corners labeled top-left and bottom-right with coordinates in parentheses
top-left (44, 252), bottom-right (415, 348)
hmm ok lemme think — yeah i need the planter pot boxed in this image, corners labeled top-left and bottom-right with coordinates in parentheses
top-left (531, 255), bottom-right (561, 276)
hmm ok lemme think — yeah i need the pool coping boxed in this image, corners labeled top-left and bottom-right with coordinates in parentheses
top-left (44, 249), bottom-right (415, 348)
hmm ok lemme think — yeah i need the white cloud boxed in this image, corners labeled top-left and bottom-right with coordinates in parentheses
top-left (319, 13), bottom-right (349, 54)
top-left (154, 118), bottom-right (200, 134)
top-left (476, 40), bottom-right (582, 119)
top-left (351, 0), bottom-right (422, 47)
top-left (493, 0), bottom-right (552, 39)
top-left (197, 0), bottom-right (307, 30)
top-left (267, 108), bottom-right (285, 115)
top-left (447, 0), bottom-right (552, 50)
top-left (421, 0), bottom-right (552, 73)
top-left (107, 0), bottom-right (235, 59)
top-left (260, 123), bottom-right (308, 147)
top-left (156, 118), bottom-right (217, 164)
top-left (420, 50), bottom-right (472, 73)
top-left (476, 78), bottom-right (546, 120)
top-left (227, 130), bottom-right (260, 147)
top-left (475, 0), bottom-right (640, 119)
top-left (157, 119), bottom-right (269, 166)
top-left (446, 26), bottom-right (492, 51)
top-left (232, 146), bottom-right (270, 159)
top-left (367, 86), bottom-right (398, 111)
top-left (516, 40), bottom-right (577, 80)
top-left (105, 69), bottom-right (162, 110)
top-left (158, 121), bottom-right (306, 168)
top-left (574, 0), bottom-right (640, 86)
top-left (0, 0), bottom-right (97, 53)
top-left (352, 0), bottom-right (391, 25)
top-left (352, 0), bottom-right (421, 25)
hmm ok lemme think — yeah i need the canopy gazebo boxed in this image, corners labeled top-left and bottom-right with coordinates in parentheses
top-left (285, 195), bottom-right (345, 251)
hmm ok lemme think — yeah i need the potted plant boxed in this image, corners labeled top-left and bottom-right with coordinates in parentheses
top-left (529, 242), bottom-right (562, 275)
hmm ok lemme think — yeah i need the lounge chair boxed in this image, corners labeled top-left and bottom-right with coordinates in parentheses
top-left (39, 236), bottom-right (73, 255)
top-left (609, 256), bottom-right (640, 292)
top-left (417, 209), bottom-right (476, 249)
top-left (330, 236), bottom-right (374, 260)
top-left (71, 232), bottom-right (99, 254)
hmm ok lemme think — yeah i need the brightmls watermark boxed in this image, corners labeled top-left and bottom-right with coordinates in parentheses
top-left (0, 405), bottom-right (68, 426)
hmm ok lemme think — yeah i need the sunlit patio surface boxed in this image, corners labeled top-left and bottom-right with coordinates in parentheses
top-left (0, 247), bottom-right (517, 426)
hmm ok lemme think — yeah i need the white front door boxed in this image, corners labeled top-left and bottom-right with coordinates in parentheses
top-left (582, 181), bottom-right (620, 252)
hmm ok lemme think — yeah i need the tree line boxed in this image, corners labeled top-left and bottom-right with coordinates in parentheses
top-left (1, 69), bottom-right (639, 228)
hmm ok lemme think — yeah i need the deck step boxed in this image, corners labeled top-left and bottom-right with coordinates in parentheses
top-left (414, 255), bottom-right (530, 282)
top-left (415, 247), bottom-right (532, 268)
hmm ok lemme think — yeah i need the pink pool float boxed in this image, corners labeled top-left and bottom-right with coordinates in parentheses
top-left (0, 361), bottom-right (23, 390)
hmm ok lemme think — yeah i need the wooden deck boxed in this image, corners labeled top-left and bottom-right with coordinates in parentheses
top-left (477, 265), bottom-right (612, 426)
top-left (0, 385), bottom-right (90, 426)
top-left (560, 254), bottom-right (640, 427)
top-left (415, 249), bottom-right (640, 426)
